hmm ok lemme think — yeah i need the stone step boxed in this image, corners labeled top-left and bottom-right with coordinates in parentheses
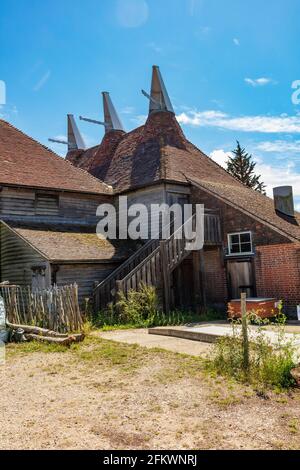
top-left (148, 327), bottom-right (220, 343)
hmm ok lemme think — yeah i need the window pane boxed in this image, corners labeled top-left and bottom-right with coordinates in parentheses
top-left (240, 233), bottom-right (251, 243)
top-left (231, 234), bottom-right (239, 244)
top-left (241, 242), bottom-right (252, 253)
top-left (230, 243), bottom-right (240, 253)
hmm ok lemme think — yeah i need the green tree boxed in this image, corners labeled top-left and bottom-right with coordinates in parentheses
top-left (227, 141), bottom-right (266, 193)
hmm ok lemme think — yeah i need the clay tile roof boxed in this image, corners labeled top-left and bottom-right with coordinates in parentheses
top-left (190, 178), bottom-right (300, 242)
top-left (3, 222), bottom-right (136, 262)
top-left (66, 110), bottom-right (300, 242)
top-left (0, 119), bottom-right (112, 195)
top-left (68, 111), bottom-right (239, 193)
top-left (67, 130), bottom-right (125, 182)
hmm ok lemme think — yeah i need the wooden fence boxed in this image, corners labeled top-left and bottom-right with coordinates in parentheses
top-left (0, 283), bottom-right (83, 332)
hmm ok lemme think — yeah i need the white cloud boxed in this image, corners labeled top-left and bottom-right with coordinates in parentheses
top-left (244, 77), bottom-right (275, 87)
top-left (256, 140), bottom-right (300, 153)
top-left (33, 70), bottom-right (51, 91)
top-left (233, 38), bottom-right (240, 46)
top-left (210, 149), bottom-right (231, 168)
top-left (209, 149), bottom-right (300, 198)
top-left (244, 77), bottom-right (274, 87)
top-left (176, 110), bottom-right (300, 133)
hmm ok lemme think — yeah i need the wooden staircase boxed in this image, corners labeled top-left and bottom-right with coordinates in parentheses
top-left (94, 212), bottom-right (221, 312)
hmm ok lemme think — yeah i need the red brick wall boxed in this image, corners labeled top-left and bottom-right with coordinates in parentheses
top-left (255, 244), bottom-right (300, 314)
top-left (191, 186), bottom-right (300, 314)
top-left (204, 247), bottom-right (228, 304)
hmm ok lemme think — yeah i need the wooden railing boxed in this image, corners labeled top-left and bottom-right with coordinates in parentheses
top-left (94, 212), bottom-right (221, 312)
top-left (117, 213), bottom-right (200, 311)
top-left (94, 237), bottom-right (160, 311)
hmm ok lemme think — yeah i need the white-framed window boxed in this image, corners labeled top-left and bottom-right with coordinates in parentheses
top-left (227, 231), bottom-right (253, 255)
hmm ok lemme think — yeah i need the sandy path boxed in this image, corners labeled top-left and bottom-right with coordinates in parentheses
top-left (1, 336), bottom-right (300, 450)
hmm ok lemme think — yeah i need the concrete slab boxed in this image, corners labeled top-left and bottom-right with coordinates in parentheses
top-left (98, 328), bottom-right (212, 356)
top-left (149, 324), bottom-right (300, 347)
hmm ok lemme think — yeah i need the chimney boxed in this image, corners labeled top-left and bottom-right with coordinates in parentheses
top-left (273, 186), bottom-right (295, 217)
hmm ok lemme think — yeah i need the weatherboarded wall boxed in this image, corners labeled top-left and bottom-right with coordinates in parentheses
top-left (54, 262), bottom-right (120, 305)
top-left (124, 183), bottom-right (190, 238)
top-left (0, 187), bottom-right (110, 220)
top-left (0, 224), bottom-right (50, 287)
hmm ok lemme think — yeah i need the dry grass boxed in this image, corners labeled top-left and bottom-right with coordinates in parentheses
top-left (1, 335), bottom-right (300, 450)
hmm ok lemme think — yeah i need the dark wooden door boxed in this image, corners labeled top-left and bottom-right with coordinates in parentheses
top-left (227, 259), bottom-right (255, 299)
top-left (172, 258), bottom-right (194, 309)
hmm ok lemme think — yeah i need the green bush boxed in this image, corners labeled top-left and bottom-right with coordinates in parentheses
top-left (116, 282), bottom-right (158, 325)
top-left (208, 305), bottom-right (298, 389)
top-left (93, 283), bottom-right (220, 329)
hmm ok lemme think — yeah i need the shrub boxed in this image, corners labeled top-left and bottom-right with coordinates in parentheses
top-left (93, 283), bottom-right (220, 329)
top-left (208, 304), bottom-right (298, 389)
top-left (116, 283), bottom-right (158, 325)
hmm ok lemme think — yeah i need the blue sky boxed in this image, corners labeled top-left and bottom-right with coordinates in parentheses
top-left (1, 0), bottom-right (300, 207)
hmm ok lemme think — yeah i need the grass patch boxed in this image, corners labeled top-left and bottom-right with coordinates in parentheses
top-left (206, 306), bottom-right (299, 390)
top-left (6, 341), bottom-right (68, 357)
top-left (288, 418), bottom-right (299, 434)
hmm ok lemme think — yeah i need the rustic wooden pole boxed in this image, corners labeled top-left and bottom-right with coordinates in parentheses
top-left (241, 292), bottom-right (249, 373)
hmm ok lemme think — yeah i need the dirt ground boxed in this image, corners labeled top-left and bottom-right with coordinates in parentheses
top-left (1, 334), bottom-right (300, 450)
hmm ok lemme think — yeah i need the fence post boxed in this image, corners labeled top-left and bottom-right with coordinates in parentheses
top-left (241, 292), bottom-right (249, 373)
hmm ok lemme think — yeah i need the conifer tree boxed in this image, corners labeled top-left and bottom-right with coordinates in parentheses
top-left (227, 141), bottom-right (266, 193)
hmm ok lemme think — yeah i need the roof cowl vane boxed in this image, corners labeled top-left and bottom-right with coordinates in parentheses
top-left (102, 92), bottom-right (125, 132)
top-left (49, 114), bottom-right (86, 151)
top-left (142, 65), bottom-right (174, 115)
top-left (79, 92), bottom-right (125, 134)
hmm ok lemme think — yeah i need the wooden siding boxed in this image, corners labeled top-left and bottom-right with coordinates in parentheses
top-left (55, 262), bottom-right (120, 305)
top-left (35, 193), bottom-right (59, 216)
top-left (59, 192), bottom-right (109, 219)
top-left (0, 186), bottom-right (110, 220)
top-left (0, 224), bottom-right (50, 287)
top-left (124, 184), bottom-right (166, 238)
top-left (0, 188), bottom-right (35, 216)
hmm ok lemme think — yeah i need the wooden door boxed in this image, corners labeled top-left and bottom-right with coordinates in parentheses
top-left (31, 266), bottom-right (46, 292)
top-left (227, 259), bottom-right (255, 299)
